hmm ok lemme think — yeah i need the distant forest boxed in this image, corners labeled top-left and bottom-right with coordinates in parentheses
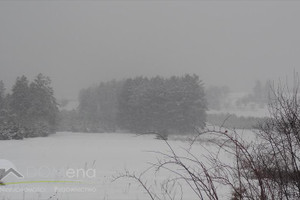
top-left (0, 73), bottom-right (268, 140)
top-left (0, 74), bottom-right (208, 139)
top-left (60, 74), bottom-right (207, 135)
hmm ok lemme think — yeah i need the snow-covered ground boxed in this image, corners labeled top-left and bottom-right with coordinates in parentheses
top-left (0, 130), bottom-right (257, 200)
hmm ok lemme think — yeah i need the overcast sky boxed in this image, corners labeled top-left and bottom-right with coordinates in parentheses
top-left (0, 1), bottom-right (299, 99)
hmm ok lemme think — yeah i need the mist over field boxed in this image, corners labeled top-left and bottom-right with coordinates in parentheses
top-left (1, 1), bottom-right (300, 200)
top-left (1, 1), bottom-right (300, 99)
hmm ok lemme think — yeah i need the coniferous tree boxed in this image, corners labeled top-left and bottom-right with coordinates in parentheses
top-left (9, 75), bottom-right (31, 137)
top-left (10, 76), bottom-right (31, 123)
top-left (0, 77), bottom-right (30, 139)
top-left (28, 73), bottom-right (59, 136)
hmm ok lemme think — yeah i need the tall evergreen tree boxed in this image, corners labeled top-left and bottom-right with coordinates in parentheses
top-left (29, 73), bottom-right (59, 136)
top-left (10, 76), bottom-right (31, 128)
top-left (0, 76), bottom-right (31, 139)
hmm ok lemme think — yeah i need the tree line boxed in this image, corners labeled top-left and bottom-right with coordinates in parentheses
top-left (60, 74), bottom-right (207, 135)
top-left (0, 73), bottom-right (207, 139)
top-left (0, 74), bottom-right (59, 140)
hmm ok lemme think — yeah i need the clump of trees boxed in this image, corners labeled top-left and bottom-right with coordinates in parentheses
top-left (77, 80), bottom-right (122, 132)
top-left (206, 85), bottom-right (230, 110)
top-left (0, 74), bottom-right (59, 140)
top-left (236, 80), bottom-right (272, 108)
top-left (118, 75), bottom-right (207, 134)
top-left (63, 74), bottom-right (207, 135)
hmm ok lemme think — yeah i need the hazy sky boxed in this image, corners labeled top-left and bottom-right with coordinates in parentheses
top-left (1, 1), bottom-right (300, 99)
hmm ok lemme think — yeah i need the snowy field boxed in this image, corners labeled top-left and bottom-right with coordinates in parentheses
top-left (0, 131), bottom-right (256, 200)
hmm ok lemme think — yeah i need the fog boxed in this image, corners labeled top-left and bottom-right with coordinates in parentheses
top-left (1, 1), bottom-right (299, 99)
